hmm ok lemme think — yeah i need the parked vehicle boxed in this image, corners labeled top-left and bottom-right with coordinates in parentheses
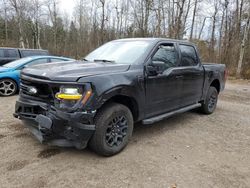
top-left (0, 56), bottom-right (74, 96)
top-left (0, 47), bottom-right (49, 66)
top-left (14, 38), bottom-right (226, 156)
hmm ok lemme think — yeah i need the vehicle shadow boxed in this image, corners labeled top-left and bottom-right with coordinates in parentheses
top-left (132, 109), bottom-right (199, 140)
top-left (33, 110), bottom-right (200, 158)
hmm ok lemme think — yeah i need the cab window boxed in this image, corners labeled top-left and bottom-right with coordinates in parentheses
top-left (26, 58), bottom-right (49, 67)
top-left (50, 58), bottom-right (66, 62)
top-left (179, 45), bottom-right (198, 66)
top-left (152, 44), bottom-right (178, 72)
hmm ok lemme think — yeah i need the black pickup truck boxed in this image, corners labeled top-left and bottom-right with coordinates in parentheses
top-left (14, 38), bottom-right (226, 156)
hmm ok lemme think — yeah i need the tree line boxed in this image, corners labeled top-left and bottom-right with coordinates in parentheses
top-left (0, 0), bottom-right (249, 78)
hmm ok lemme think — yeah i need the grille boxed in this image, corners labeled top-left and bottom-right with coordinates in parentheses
top-left (16, 104), bottom-right (45, 118)
top-left (20, 79), bottom-right (60, 104)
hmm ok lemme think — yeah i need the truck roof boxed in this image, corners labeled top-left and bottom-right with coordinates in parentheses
top-left (114, 37), bottom-right (195, 46)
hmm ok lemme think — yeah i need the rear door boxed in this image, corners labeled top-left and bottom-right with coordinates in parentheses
top-left (178, 44), bottom-right (204, 107)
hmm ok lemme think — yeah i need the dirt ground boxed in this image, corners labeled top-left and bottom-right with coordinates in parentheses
top-left (0, 80), bottom-right (250, 188)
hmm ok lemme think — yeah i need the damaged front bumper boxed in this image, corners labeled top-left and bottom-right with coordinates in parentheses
top-left (13, 98), bottom-right (96, 149)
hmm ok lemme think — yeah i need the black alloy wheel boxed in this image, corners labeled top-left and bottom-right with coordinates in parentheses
top-left (201, 86), bottom-right (218, 114)
top-left (105, 115), bottom-right (128, 147)
top-left (89, 103), bottom-right (133, 156)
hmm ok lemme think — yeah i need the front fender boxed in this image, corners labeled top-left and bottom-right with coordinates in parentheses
top-left (79, 70), bottom-right (145, 120)
top-left (96, 85), bottom-right (139, 107)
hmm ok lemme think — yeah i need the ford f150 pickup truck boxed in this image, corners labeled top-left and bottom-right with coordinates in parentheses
top-left (14, 38), bottom-right (226, 156)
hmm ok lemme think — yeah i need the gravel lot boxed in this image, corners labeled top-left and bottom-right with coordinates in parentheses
top-left (0, 80), bottom-right (250, 188)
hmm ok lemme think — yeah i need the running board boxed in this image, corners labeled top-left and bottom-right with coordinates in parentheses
top-left (142, 103), bottom-right (201, 125)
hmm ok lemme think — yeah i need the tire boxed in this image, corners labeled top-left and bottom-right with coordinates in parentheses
top-left (0, 79), bottom-right (17, 96)
top-left (89, 103), bottom-right (134, 156)
top-left (201, 86), bottom-right (218, 114)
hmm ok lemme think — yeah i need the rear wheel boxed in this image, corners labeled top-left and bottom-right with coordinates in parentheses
top-left (0, 79), bottom-right (17, 96)
top-left (89, 103), bottom-right (133, 156)
top-left (201, 86), bottom-right (218, 114)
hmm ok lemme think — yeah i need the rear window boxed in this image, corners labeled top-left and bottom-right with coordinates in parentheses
top-left (20, 50), bottom-right (48, 57)
top-left (179, 45), bottom-right (198, 66)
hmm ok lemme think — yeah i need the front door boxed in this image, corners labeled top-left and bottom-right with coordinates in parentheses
top-left (145, 43), bottom-right (183, 118)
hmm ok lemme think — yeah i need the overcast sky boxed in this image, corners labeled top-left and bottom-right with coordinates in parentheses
top-left (59, 0), bottom-right (75, 17)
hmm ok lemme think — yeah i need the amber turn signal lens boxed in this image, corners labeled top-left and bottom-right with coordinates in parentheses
top-left (82, 90), bottom-right (92, 104)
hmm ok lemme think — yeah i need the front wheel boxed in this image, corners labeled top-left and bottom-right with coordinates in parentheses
top-left (89, 103), bottom-right (133, 156)
top-left (0, 79), bottom-right (17, 96)
top-left (200, 86), bottom-right (218, 114)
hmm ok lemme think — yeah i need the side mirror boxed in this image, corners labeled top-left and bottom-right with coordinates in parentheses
top-left (147, 60), bottom-right (166, 76)
top-left (147, 64), bottom-right (158, 76)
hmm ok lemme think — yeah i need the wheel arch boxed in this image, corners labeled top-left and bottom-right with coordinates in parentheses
top-left (0, 77), bottom-right (19, 95)
top-left (99, 94), bottom-right (139, 122)
top-left (0, 77), bottom-right (19, 88)
top-left (210, 79), bottom-right (220, 93)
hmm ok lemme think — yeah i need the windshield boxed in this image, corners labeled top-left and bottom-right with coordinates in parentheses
top-left (85, 41), bottom-right (150, 64)
top-left (3, 57), bottom-right (33, 68)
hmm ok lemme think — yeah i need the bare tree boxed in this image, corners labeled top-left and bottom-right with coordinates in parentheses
top-left (236, 11), bottom-right (250, 78)
top-left (218, 0), bottom-right (225, 62)
top-left (29, 0), bottom-right (43, 49)
top-left (190, 0), bottom-right (198, 40)
top-left (174, 0), bottom-right (190, 39)
top-left (3, 0), bottom-right (9, 43)
top-left (47, 0), bottom-right (59, 53)
top-left (198, 17), bottom-right (206, 40)
top-left (209, 0), bottom-right (218, 62)
top-left (9, 0), bottom-right (26, 48)
top-left (100, 0), bottom-right (106, 43)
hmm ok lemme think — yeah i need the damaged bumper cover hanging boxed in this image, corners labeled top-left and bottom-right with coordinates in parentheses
top-left (13, 99), bottom-right (96, 149)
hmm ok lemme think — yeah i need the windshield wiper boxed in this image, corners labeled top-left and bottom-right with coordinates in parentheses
top-left (94, 59), bottom-right (115, 63)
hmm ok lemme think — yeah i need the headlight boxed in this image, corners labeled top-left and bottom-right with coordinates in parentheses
top-left (56, 85), bottom-right (92, 106)
top-left (56, 87), bottom-right (82, 100)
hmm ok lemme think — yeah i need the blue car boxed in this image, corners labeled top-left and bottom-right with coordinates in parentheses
top-left (0, 56), bottom-right (74, 96)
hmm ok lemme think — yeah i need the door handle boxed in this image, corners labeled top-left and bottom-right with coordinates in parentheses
top-left (175, 75), bottom-right (183, 79)
top-left (195, 73), bottom-right (202, 76)
top-left (137, 76), bottom-right (144, 89)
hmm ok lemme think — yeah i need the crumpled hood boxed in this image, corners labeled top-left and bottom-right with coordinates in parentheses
top-left (21, 61), bottom-right (130, 81)
top-left (0, 66), bottom-right (14, 73)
